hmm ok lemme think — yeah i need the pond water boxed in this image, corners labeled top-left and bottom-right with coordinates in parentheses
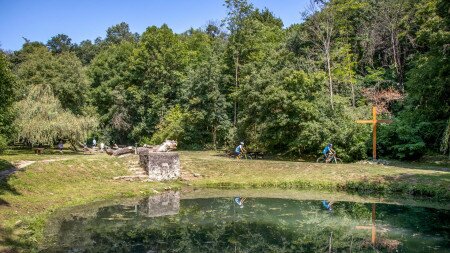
top-left (43, 191), bottom-right (449, 252)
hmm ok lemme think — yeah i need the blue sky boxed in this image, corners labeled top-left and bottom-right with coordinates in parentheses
top-left (0, 0), bottom-right (309, 51)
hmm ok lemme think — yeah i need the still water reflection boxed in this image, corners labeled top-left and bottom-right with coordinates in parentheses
top-left (43, 191), bottom-right (449, 252)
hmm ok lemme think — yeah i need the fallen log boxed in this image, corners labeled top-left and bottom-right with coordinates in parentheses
top-left (106, 147), bottom-right (135, 156)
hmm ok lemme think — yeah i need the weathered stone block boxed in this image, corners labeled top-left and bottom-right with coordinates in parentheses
top-left (139, 152), bottom-right (180, 181)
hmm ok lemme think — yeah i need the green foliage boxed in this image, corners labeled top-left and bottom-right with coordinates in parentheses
top-left (16, 45), bottom-right (89, 115)
top-left (105, 22), bottom-right (138, 45)
top-left (13, 84), bottom-right (97, 146)
top-left (46, 34), bottom-right (74, 54)
top-left (130, 24), bottom-right (188, 140)
top-left (3, 0), bottom-right (448, 160)
top-left (377, 0), bottom-right (450, 159)
top-left (0, 134), bottom-right (7, 153)
top-left (0, 52), bottom-right (16, 140)
top-left (441, 118), bottom-right (450, 157)
top-left (150, 105), bottom-right (189, 144)
top-left (73, 39), bottom-right (101, 65)
top-left (88, 41), bottom-right (136, 144)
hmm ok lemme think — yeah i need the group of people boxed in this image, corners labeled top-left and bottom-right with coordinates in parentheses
top-left (57, 138), bottom-right (107, 153)
top-left (235, 142), bottom-right (336, 161)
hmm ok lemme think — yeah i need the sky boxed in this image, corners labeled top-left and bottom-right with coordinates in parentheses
top-left (0, 0), bottom-right (309, 51)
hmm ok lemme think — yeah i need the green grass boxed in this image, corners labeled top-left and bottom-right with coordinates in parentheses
top-left (180, 151), bottom-right (450, 200)
top-left (0, 150), bottom-right (179, 252)
top-left (0, 149), bottom-right (449, 252)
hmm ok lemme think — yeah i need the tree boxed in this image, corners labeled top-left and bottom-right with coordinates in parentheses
top-left (16, 45), bottom-right (89, 115)
top-left (150, 105), bottom-right (188, 144)
top-left (74, 39), bottom-right (101, 65)
top-left (130, 24), bottom-right (188, 140)
top-left (303, 1), bottom-right (336, 110)
top-left (181, 30), bottom-right (231, 148)
top-left (47, 34), bottom-right (74, 54)
top-left (105, 22), bottom-right (137, 44)
top-left (13, 84), bottom-right (97, 148)
top-left (224, 0), bottom-right (254, 125)
top-left (0, 52), bottom-right (15, 149)
top-left (88, 41), bottom-right (136, 143)
top-left (377, 0), bottom-right (450, 159)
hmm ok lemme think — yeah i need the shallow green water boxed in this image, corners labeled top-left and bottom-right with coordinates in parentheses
top-left (43, 191), bottom-right (449, 252)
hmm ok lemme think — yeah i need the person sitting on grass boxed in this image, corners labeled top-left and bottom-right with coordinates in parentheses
top-left (235, 142), bottom-right (245, 158)
top-left (322, 143), bottom-right (335, 162)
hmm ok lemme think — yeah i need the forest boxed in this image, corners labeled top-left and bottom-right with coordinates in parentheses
top-left (0, 0), bottom-right (449, 161)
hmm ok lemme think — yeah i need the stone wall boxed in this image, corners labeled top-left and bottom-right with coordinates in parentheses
top-left (137, 148), bottom-right (180, 181)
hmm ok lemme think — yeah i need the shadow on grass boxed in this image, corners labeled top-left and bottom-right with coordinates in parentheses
top-left (0, 160), bottom-right (13, 172)
top-left (0, 225), bottom-right (33, 252)
top-left (387, 160), bottom-right (450, 172)
top-left (344, 172), bottom-right (450, 201)
top-left (0, 160), bottom-right (21, 207)
top-left (1, 148), bottom-right (83, 156)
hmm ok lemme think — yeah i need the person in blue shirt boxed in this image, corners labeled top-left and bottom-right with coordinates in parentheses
top-left (235, 142), bottom-right (245, 157)
top-left (322, 143), bottom-right (335, 161)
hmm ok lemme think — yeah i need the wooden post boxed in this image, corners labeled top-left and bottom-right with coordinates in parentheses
top-left (372, 107), bottom-right (377, 160)
top-left (356, 106), bottom-right (393, 160)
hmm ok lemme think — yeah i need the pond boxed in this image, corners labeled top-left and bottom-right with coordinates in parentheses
top-left (42, 190), bottom-right (449, 252)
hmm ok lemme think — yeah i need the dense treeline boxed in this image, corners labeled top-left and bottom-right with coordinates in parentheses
top-left (0, 0), bottom-right (449, 160)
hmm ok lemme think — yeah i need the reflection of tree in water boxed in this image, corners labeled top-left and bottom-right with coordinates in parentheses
top-left (43, 196), bottom-right (450, 252)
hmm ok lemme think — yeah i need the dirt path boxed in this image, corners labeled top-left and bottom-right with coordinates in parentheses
top-left (0, 159), bottom-right (69, 179)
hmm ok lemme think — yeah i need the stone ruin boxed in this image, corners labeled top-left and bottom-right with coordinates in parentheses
top-left (137, 140), bottom-right (180, 181)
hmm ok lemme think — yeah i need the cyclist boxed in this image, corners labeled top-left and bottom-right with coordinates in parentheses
top-left (235, 142), bottom-right (245, 158)
top-left (322, 143), bottom-right (335, 162)
top-left (234, 196), bottom-right (246, 208)
top-left (322, 200), bottom-right (334, 212)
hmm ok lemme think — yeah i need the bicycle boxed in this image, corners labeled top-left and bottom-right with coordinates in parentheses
top-left (316, 152), bottom-right (342, 164)
top-left (237, 150), bottom-right (253, 160)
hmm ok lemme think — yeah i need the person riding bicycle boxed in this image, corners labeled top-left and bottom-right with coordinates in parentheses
top-left (235, 142), bottom-right (245, 158)
top-left (322, 143), bottom-right (335, 162)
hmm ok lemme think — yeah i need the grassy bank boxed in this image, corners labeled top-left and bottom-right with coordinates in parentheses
top-left (0, 149), bottom-right (449, 252)
top-left (0, 150), bottom-right (179, 252)
top-left (180, 151), bottom-right (450, 200)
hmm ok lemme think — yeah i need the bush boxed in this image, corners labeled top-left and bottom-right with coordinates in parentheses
top-left (0, 134), bottom-right (7, 153)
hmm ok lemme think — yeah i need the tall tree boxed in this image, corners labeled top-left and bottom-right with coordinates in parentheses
top-left (16, 45), bottom-right (89, 115)
top-left (0, 52), bottom-right (15, 148)
top-left (303, 1), bottom-right (336, 110)
top-left (130, 24), bottom-right (187, 140)
top-left (105, 22), bottom-right (137, 44)
top-left (74, 39), bottom-right (101, 65)
top-left (181, 30), bottom-right (231, 148)
top-left (88, 41), bottom-right (136, 143)
top-left (47, 34), bottom-right (74, 54)
top-left (14, 83), bottom-right (97, 148)
top-left (224, 0), bottom-right (253, 125)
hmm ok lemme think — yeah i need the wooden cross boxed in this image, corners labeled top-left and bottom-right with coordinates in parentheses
top-left (356, 106), bottom-right (393, 160)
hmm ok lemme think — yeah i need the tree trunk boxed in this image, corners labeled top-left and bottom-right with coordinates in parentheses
top-left (325, 43), bottom-right (334, 110)
top-left (234, 54), bottom-right (239, 126)
top-left (212, 125), bottom-right (217, 150)
top-left (390, 29), bottom-right (403, 90)
top-left (108, 147), bottom-right (134, 156)
top-left (351, 82), bottom-right (355, 107)
top-left (69, 139), bottom-right (78, 151)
